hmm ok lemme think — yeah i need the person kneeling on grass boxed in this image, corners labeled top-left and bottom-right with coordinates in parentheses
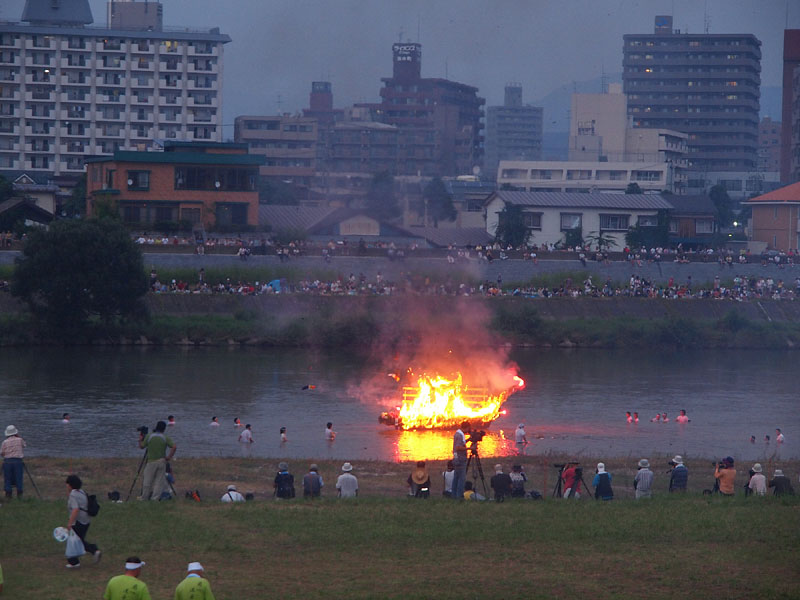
top-left (174, 562), bottom-right (215, 600)
top-left (103, 557), bottom-right (150, 600)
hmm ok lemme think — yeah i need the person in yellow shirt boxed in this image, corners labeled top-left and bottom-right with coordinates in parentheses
top-left (174, 562), bottom-right (215, 600)
top-left (714, 457), bottom-right (737, 496)
top-left (103, 558), bottom-right (150, 600)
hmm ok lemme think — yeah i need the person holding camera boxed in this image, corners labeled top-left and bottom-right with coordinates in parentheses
top-left (138, 421), bottom-right (176, 501)
top-left (714, 456), bottom-right (736, 496)
top-left (451, 421), bottom-right (470, 501)
top-left (668, 455), bottom-right (688, 492)
top-left (561, 462), bottom-right (581, 499)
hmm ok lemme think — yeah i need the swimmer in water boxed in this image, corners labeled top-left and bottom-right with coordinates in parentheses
top-left (675, 409), bottom-right (689, 424)
top-left (234, 418), bottom-right (242, 428)
top-left (626, 412), bottom-right (632, 424)
top-left (167, 415), bottom-right (176, 426)
top-left (661, 412), bottom-right (669, 422)
top-left (650, 414), bottom-right (661, 422)
top-left (633, 412), bottom-right (639, 423)
top-left (750, 435), bottom-right (756, 444)
top-left (61, 413), bottom-right (70, 424)
top-left (210, 416), bottom-right (220, 427)
top-left (325, 422), bottom-right (336, 441)
top-left (280, 426), bottom-right (288, 443)
top-left (776, 429), bottom-right (784, 443)
top-left (765, 435), bottom-right (770, 443)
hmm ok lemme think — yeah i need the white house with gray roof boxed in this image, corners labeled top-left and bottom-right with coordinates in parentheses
top-left (484, 191), bottom-right (674, 248)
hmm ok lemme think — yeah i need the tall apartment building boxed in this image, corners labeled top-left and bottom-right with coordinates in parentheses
top-left (357, 43), bottom-right (485, 177)
top-left (793, 66), bottom-right (800, 183)
top-left (484, 84), bottom-right (543, 180)
top-left (622, 15), bottom-right (761, 173)
top-left (758, 116), bottom-right (781, 173)
top-left (0, 0), bottom-right (229, 178)
top-left (780, 29), bottom-right (800, 182)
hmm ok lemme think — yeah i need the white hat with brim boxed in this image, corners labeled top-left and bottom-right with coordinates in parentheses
top-left (341, 462), bottom-right (353, 472)
top-left (227, 484), bottom-right (237, 491)
top-left (187, 562), bottom-right (204, 572)
top-left (638, 459), bottom-right (650, 468)
top-left (774, 469), bottom-right (784, 477)
top-left (752, 463), bottom-right (762, 473)
top-left (672, 455), bottom-right (683, 464)
top-left (5, 425), bottom-right (18, 437)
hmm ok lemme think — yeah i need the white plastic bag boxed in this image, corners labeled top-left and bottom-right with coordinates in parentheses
top-left (65, 530), bottom-right (85, 558)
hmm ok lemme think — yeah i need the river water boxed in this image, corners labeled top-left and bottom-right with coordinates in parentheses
top-left (0, 347), bottom-right (796, 463)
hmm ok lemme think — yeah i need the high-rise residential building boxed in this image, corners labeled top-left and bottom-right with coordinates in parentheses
top-left (356, 42), bottom-right (484, 177)
top-left (758, 116), bottom-right (781, 173)
top-left (793, 66), bottom-right (800, 183)
top-left (622, 15), bottom-right (761, 174)
top-left (780, 30), bottom-right (800, 183)
top-left (0, 0), bottom-right (229, 178)
top-left (483, 84), bottom-right (543, 179)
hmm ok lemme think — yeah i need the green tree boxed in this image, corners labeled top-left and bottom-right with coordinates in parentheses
top-left (709, 184), bottom-right (734, 227)
top-left (625, 182), bottom-right (643, 194)
top-left (61, 175), bottom-right (86, 218)
top-left (625, 209), bottom-right (669, 248)
top-left (584, 231), bottom-right (618, 251)
top-left (422, 177), bottom-right (456, 227)
top-left (0, 175), bottom-right (12, 203)
top-left (258, 179), bottom-right (298, 205)
top-left (11, 218), bottom-right (149, 336)
top-left (365, 171), bottom-right (401, 220)
top-left (494, 203), bottom-right (530, 247)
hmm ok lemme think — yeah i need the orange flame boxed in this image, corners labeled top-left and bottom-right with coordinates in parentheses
top-left (394, 372), bottom-right (523, 430)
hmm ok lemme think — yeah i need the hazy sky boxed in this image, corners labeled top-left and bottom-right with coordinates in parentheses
top-left (3, 0), bottom-right (797, 137)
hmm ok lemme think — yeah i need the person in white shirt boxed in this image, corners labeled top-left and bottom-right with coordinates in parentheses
top-left (747, 464), bottom-right (767, 496)
top-left (442, 460), bottom-right (455, 497)
top-left (280, 426), bottom-right (288, 443)
top-left (776, 429), bottom-right (785, 443)
top-left (62, 413), bottom-right (70, 424)
top-left (325, 422), bottom-right (336, 441)
top-left (336, 463), bottom-right (358, 498)
top-left (514, 424), bottom-right (528, 454)
top-left (238, 424), bottom-right (253, 444)
top-left (209, 417), bottom-right (220, 427)
top-left (221, 484), bottom-right (245, 502)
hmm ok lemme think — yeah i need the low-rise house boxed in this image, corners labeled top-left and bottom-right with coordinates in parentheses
top-left (85, 141), bottom-right (264, 230)
top-left (743, 181), bottom-right (800, 251)
top-left (484, 190), bottom-right (673, 248)
top-left (664, 195), bottom-right (718, 247)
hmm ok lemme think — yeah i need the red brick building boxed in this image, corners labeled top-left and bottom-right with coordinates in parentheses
top-left (85, 141), bottom-right (264, 229)
top-left (744, 181), bottom-right (800, 251)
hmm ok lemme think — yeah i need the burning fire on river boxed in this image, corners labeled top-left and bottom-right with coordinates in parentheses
top-left (379, 370), bottom-right (525, 430)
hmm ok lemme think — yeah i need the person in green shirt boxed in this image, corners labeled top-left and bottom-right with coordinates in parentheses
top-left (138, 421), bottom-right (176, 500)
top-left (175, 562), bottom-right (215, 600)
top-left (103, 557), bottom-right (151, 600)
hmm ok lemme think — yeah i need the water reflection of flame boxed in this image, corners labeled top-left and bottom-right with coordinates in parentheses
top-left (393, 429), bottom-right (517, 462)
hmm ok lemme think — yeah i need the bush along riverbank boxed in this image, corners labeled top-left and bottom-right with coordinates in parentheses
top-left (2, 296), bottom-right (800, 349)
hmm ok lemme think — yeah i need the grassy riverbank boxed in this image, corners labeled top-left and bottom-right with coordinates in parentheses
top-left (2, 457), bottom-right (799, 599)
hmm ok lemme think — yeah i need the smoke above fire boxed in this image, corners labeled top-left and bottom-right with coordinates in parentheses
top-left (348, 297), bottom-right (522, 411)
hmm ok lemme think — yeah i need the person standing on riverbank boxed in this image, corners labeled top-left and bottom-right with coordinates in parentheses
top-left (103, 558), bottom-right (150, 600)
top-left (1, 425), bottom-right (25, 499)
top-left (451, 422), bottom-right (470, 501)
top-left (174, 562), bottom-right (214, 600)
top-left (514, 424), bottom-right (528, 454)
top-left (138, 421), bottom-right (176, 501)
top-left (592, 463), bottom-right (614, 501)
top-left (669, 456), bottom-right (688, 492)
top-left (65, 474), bottom-right (100, 568)
top-left (336, 463), bottom-right (358, 498)
top-left (634, 459), bottom-right (654, 499)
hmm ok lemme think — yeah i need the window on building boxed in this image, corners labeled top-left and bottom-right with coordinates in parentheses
top-left (695, 219), bottom-right (713, 234)
top-left (180, 207), bottom-right (201, 224)
top-left (668, 219), bottom-right (679, 233)
top-left (122, 205), bottom-right (141, 223)
top-left (599, 214), bottom-right (630, 231)
top-left (127, 170), bottom-right (150, 191)
top-left (215, 203), bottom-right (247, 226)
top-left (560, 213), bottom-right (582, 231)
top-left (638, 215), bottom-right (659, 227)
top-left (522, 212), bottom-right (542, 230)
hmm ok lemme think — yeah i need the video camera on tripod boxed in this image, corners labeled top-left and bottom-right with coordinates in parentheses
top-left (467, 430), bottom-right (486, 454)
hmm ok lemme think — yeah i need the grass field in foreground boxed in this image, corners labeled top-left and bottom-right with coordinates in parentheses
top-left (1, 457), bottom-right (798, 600)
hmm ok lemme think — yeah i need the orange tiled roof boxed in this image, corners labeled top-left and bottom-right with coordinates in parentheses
top-left (748, 181), bottom-right (800, 202)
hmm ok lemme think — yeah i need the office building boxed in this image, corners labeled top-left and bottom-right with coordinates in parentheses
top-left (484, 84), bottom-right (543, 179)
top-left (780, 30), bottom-right (800, 182)
top-left (0, 0), bottom-right (229, 178)
top-left (758, 116), bottom-right (780, 173)
top-left (622, 15), bottom-right (761, 173)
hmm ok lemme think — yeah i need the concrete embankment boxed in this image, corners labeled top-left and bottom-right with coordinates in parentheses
top-left (3, 249), bottom-right (798, 286)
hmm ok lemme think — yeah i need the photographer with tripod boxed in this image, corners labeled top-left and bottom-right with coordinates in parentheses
top-left (451, 421), bottom-right (470, 501)
top-left (138, 421), bottom-right (176, 501)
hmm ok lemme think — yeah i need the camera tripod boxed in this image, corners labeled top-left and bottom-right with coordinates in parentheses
top-left (551, 464), bottom-right (592, 499)
top-left (465, 444), bottom-right (488, 497)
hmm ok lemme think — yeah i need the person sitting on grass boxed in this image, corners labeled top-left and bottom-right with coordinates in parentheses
top-left (407, 461), bottom-right (430, 498)
top-left (668, 456), bottom-right (688, 492)
top-left (768, 470), bottom-right (794, 496)
top-left (103, 557), bottom-right (150, 600)
top-left (303, 464), bottom-right (323, 498)
top-left (463, 480), bottom-right (485, 501)
top-left (221, 484), bottom-right (244, 503)
top-left (714, 457), bottom-right (736, 496)
top-left (592, 463), bottom-right (614, 501)
top-left (442, 460), bottom-right (455, 498)
top-left (747, 464), bottom-right (766, 497)
top-left (509, 464), bottom-right (527, 498)
top-left (490, 464), bottom-right (512, 502)
top-left (274, 462), bottom-right (295, 499)
top-left (336, 463), bottom-right (358, 498)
